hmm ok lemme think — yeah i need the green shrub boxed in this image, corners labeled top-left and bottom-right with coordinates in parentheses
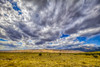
top-left (6, 58), bottom-right (12, 60)
top-left (39, 53), bottom-right (42, 56)
top-left (92, 55), bottom-right (98, 58)
top-left (59, 53), bottom-right (61, 55)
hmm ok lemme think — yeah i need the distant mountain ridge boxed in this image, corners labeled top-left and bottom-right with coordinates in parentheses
top-left (66, 46), bottom-right (100, 52)
top-left (0, 47), bottom-right (100, 52)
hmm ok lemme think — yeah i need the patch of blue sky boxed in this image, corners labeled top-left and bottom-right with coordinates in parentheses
top-left (76, 37), bottom-right (87, 42)
top-left (48, 42), bottom-right (52, 45)
top-left (84, 34), bottom-right (100, 45)
top-left (28, 40), bottom-right (32, 43)
top-left (60, 34), bottom-right (70, 38)
top-left (8, 0), bottom-right (22, 15)
top-left (17, 42), bottom-right (22, 45)
top-left (0, 39), bottom-right (8, 41)
top-left (4, 14), bottom-right (8, 16)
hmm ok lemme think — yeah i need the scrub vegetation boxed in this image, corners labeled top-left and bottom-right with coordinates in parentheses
top-left (0, 52), bottom-right (100, 67)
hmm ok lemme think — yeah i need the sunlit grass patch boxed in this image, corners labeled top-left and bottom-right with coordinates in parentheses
top-left (0, 52), bottom-right (100, 67)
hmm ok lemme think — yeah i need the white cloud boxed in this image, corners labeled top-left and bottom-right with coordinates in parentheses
top-left (0, 0), bottom-right (100, 50)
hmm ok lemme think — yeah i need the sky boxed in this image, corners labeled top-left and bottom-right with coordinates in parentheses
top-left (0, 0), bottom-right (100, 50)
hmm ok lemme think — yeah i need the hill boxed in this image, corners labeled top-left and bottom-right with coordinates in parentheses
top-left (66, 46), bottom-right (100, 52)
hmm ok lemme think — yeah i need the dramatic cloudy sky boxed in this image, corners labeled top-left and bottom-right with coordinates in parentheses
top-left (0, 0), bottom-right (100, 50)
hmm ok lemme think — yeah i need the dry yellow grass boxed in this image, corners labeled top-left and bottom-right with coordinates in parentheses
top-left (0, 51), bottom-right (100, 67)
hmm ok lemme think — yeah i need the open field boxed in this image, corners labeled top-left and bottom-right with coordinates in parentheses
top-left (0, 51), bottom-right (100, 67)
top-left (0, 49), bottom-right (84, 53)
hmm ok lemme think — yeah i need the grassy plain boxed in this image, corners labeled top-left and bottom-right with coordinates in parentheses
top-left (0, 51), bottom-right (100, 67)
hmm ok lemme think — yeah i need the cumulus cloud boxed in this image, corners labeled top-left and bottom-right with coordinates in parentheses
top-left (0, 0), bottom-right (100, 50)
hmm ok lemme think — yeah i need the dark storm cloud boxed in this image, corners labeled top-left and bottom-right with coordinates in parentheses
top-left (24, 0), bottom-right (48, 6)
top-left (80, 15), bottom-right (100, 30)
top-left (0, 0), bottom-right (100, 49)
top-left (0, 0), bottom-right (7, 4)
top-left (5, 27), bottom-right (22, 41)
top-left (0, 42), bottom-right (16, 47)
top-left (35, 41), bottom-right (45, 45)
top-left (0, 33), bottom-right (6, 38)
top-left (18, 23), bottom-right (39, 37)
